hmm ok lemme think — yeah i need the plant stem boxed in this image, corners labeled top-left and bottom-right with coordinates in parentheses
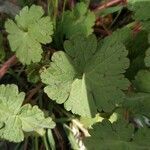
top-left (0, 55), bottom-right (17, 79)
top-left (61, 0), bottom-right (67, 21)
top-left (53, 127), bottom-right (65, 149)
top-left (24, 83), bottom-right (43, 104)
top-left (109, 8), bottom-right (122, 28)
top-left (55, 105), bottom-right (89, 136)
top-left (35, 137), bottom-right (38, 150)
top-left (55, 105), bottom-right (73, 118)
top-left (53, 0), bottom-right (58, 29)
top-left (94, 0), bottom-right (127, 14)
top-left (43, 134), bottom-right (49, 150)
top-left (55, 117), bottom-right (73, 123)
top-left (14, 143), bottom-right (23, 150)
top-left (47, 0), bottom-right (51, 16)
top-left (63, 124), bottom-right (80, 150)
top-left (47, 129), bottom-right (56, 150)
top-left (68, 0), bottom-right (75, 9)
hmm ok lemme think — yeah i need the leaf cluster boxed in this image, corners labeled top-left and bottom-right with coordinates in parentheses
top-left (0, 0), bottom-right (150, 149)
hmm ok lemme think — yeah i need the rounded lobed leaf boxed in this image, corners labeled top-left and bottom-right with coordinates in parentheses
top-left (41, 51), bottom-right (77, 104)
top-left (0, 84), bottom-right (55, 142)
top-left (41, 34), bottom-right (130, 117)
top-left (84, 119), bottom-right (150, 150)
top-left (134, 70), bottom-right (150, 93)
top-left (61, 2), bottom-right (95, 39)
top-left (5, 5), bottom-right (53, 65)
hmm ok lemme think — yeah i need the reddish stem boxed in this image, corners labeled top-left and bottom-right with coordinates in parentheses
top-left (68, 0), bottom-right (76, 9)
top-left (53, 127), bottom-right (65, 150)
top-left (0, 55), bottom-right (17, 79)
top-left (132, 22), bottom-right (142, 36)
top-left (93, 0), bottom-right (127, 13)
top-left (24, 83), bottom-right (43, 104)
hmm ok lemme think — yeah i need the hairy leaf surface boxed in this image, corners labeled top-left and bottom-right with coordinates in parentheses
top-left (0, 84), bottom-right (55, 142)
top-left (61, 2), bottom-right (95, 38)
top-left (128, 0), bottom-right (150, 31)
top-left (41, 51), bottom-right (76, 104)
top-left (84, 119), bottom-right (150, 150)
top-left (134, 70), bottom-right (150, 93)
top-left (41, 34), bottom-right (129, 117)
top-left (123, 92), bottom-right (150, 117)
top-left (5, 5), bottom-right (53, 64)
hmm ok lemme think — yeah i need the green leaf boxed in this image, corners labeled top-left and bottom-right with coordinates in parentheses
top-left (123, 92), bottom-right (150, 117)
top-left (84, 119), bottom-right (150, 150)
top-left (5, 5), bottom-right (53, 65)
top-left (127, 31), bottom-right (149, 58)
top-left (80, 114), bottom-right (103, 129)
top-left (104, 27), bottom-right (132, 46)
top-left (128, 0), bottom-right (150, 31)
top-left (128, 0), bottom-right (150, 21)
top-left (63, 125), bottom-right (80, 150)
top-left (64, 77), bottom-right (97, 116)
top-left (83, 36), bottom-right (129, 112)
top-left (64, 34), bottom-right (97, 73)
top-left (126, 31), bottom-right (148, 79)
top-left (41, 51), bottom-right (77, 104)
top-left (26, 63), bottom-right (41, 83)
top-left (47, 129), bottom-right (56, 150)
top-left (41, 34), bottom-right (129, 117)
top-left (0, 84), bottom-right (55, 142)
top-left (133, 127), bottom-right (150, 148)
top-left (134, 70), bottom-right (150, 93)
top-left (19, 104), bottom-right (55, 133)
top-left (61, 2), bottom-right (95, 38)
top-left (98, 6), bottom-right (123, 17)
top-left (80, 113), bottom-right (118, 129)
top-left (17, 0), bottom-right (34, 7)
top-left (79, 0), bottom-right (90, 5)
top-left (84, 119), bottom-right (133, 150)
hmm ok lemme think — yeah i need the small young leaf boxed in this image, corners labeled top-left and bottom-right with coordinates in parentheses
top-left (61, 2), bottom-right (95, 38)
top-left (134, 70), bottom-right (150, 93)
top-left (26, 63), bottom-right (41, 83)
top-left (5, 5), bottom-right (53, 65)
top-left (80, 114), bottom-right (103, 129)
